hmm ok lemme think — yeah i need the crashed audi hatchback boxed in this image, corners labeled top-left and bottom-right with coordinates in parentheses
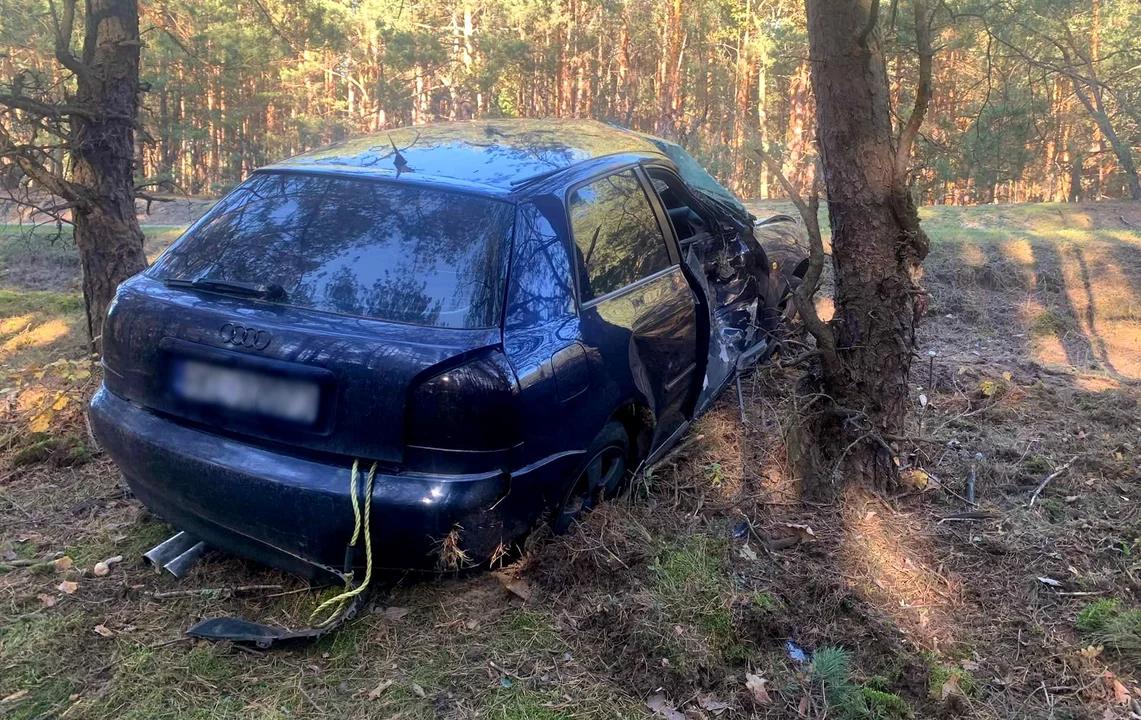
top-left (90, 119), bottom-right (805, 582)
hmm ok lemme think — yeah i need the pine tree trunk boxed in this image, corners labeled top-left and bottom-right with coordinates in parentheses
top-left (69, 0), bottom-right (148, 352)
top-left (802, 0), bottom-right (930, 491)
top-left (784, 60), bottom-right (813, 192)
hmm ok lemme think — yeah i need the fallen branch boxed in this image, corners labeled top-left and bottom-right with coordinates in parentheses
top-left (1121, 215), bottom-right (1138, 230)
top-left (924, 471), bottom-right (978, 507)
top-left (938, 511), bottom-right (999, 522)
top-left (882, 433), bottom-right (946, 446)
top-left (148, 584), bottom-right (283, 600)
top-left (1028, 456), bottom-right (1078, 507)
top-left (1, 559), bottom-right (41, 567)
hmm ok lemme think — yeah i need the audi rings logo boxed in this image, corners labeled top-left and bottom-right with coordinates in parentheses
top-left (219, 322), bottom-right (272, 350)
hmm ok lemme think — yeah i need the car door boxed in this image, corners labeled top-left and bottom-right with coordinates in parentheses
top-left (567, 167), bottom-right (699, 448)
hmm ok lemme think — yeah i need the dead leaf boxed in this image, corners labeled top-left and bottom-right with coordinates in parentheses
top-left (93, 624), bottom-right (113, 638)
top-left (646, 693), bottom-right (685, 720)
top-left (1080, 645), bottom-right (1104, 659)
top-left (57, 580), bottom-right (78, 595)
top-left (900, 468), bottom-right (931, 491)
top-left (1037, 576), bottom-right (1063, 587)
top-left (37, 593), bottom-right (56, 608)
top-left (782, 524), bottom-right (816, 542)
top-left (53, 556), bottom-right (73, 571)
top-left (1, 690), bottom-right (29, 704)
top-left (738, 543), bottom-right (758, 561)
top-left (941, 671), bottom-right (962, 700)
top-left (745, 673), bottom-right (771, 705)
top-left (494, 571), bottom-right (532, 602)
top-left (410, 683), bottom-right (425, 698)
top-left (697, 694), bottom-right (730, 714)
top-left (30, 411), bottom-right (53, 433)
top-left (367, 680), bottom-right (393, 699)
top-left (1112, 677), bottom-right (1130, 705)
top-left (797, 695), bottom-right (810, 716)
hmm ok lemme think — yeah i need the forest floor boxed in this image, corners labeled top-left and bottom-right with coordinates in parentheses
top-left (1, 201), bottom-right (1140, 719)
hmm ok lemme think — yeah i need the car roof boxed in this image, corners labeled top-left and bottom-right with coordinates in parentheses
top-left (262, 119), bottom-right (666, 196)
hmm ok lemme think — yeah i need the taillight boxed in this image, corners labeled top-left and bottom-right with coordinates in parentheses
top-left (404, 353), bottom-right (521, 452)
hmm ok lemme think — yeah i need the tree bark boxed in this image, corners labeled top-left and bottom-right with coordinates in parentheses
top-left (784, 60), bottom-right (814, 194)
top-left (67, 0), bottom-right (148, 350)
top-left (801, 0), bottom-right (931, 491)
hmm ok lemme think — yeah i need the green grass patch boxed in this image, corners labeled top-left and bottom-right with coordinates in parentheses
top-left (184, 646), bottom-right (241, 680)
top-left (927, 660), bottom-right (977, 701)
top-left (485, 687), bottom-right (573, 720)
top-left (1030, 308), bottom-right (1074, 337)
top-left (311, 613), bottom-right (372, 665)
top-left (1021, 455), bottom-right (1053, 475)
top-left (651, 535), bottom-right (728, 598)
top-left (0, 289), bottom-right (83, 317)
top-left (647, 534), bottom-right (754, 667)
top-left (750, 591), bottom-right (780, 610)
top-left (501, 608), bottom-right (560, 651)
top-left (1076, 599), bottom-right (1141, 659)
top-left (0, 610), bottom-right (86, 708)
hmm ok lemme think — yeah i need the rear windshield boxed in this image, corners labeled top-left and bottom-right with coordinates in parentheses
top-left (149, 173), bottom-right (514, 329)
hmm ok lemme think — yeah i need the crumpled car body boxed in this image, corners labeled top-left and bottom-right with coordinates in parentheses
top-left (89, 119), bottom-right (806, 580)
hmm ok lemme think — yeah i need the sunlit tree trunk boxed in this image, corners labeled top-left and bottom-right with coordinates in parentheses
top-left (784, 60), bottom-right (814, 193)
top-left (796, 0), bottom-right (932, 491)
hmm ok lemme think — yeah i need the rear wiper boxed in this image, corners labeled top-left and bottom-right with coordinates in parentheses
top-left (164, 277), bottom-right (287, 301)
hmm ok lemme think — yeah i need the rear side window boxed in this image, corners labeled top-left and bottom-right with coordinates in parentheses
top-left (505, 201), bottom-right (575, 330)
top-left (149, 173), bottom-right (513, 329)
top-left (568, 170), bottom-right (672, 301)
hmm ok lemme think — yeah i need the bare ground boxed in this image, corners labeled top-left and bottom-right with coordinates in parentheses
top-left (1, 202), bottom-right (1140, 719)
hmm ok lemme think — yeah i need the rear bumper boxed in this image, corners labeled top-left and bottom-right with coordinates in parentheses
top-left (89, 386), bottom-right (577, 579)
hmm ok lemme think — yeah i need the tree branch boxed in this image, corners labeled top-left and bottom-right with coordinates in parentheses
top-left (894, 0), bottom-right (934, 180)
top-left (48, 0), bottom-right (91, 83)
top-left (0, 93), bottom-right (103, 121)
top-left (857, 0), bottom-right (882, 49)
top-left (0, 124), bottom-right (89, 207)
top-left (0, 184), bottom-right (75, 227)
top-left (753, 147), bottom-right (837, 359)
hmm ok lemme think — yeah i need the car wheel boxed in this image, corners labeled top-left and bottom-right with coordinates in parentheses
top-left (553, 421), bottom-right (629, 534)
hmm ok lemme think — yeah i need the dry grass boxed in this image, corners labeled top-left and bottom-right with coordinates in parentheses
top-left (3, 203), bottom-right (1141, 718)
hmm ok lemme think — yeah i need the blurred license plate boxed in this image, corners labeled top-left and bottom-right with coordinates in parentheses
top-left (172, 360), bottom-right (320, 424)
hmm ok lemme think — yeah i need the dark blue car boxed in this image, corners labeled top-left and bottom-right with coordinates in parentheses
top-left (90, 119), bottom-right (805, 580)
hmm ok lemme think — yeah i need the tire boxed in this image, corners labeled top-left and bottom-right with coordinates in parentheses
top-left (552, 421), bottom-right (629, 534)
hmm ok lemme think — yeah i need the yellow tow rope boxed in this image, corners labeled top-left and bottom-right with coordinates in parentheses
top-left (309, 458), bottom-right (377, 627)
